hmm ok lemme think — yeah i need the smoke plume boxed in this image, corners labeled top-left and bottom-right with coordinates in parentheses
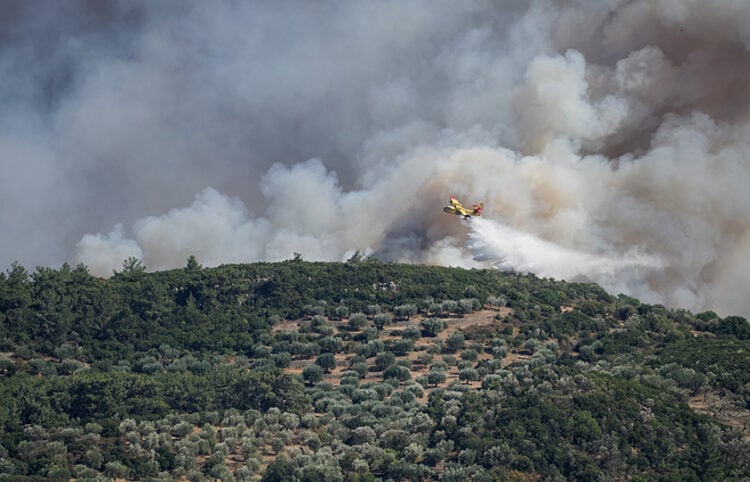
top-left (3, 1), bottom-right (750, 316)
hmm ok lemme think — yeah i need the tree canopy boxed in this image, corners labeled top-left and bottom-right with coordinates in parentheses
top-left (0, 259), bottom-right (748, 480)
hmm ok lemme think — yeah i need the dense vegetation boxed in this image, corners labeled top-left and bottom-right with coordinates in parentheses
top-left (0, 258), bottom-right (748, 480)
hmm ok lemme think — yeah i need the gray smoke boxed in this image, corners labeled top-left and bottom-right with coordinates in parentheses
top-left (3, 0), bottom-right (750, 316)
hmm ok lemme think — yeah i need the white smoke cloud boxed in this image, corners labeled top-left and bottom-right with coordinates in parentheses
top-left (3, 0), bottom-right (750, 316)
top-left (514, 50), bottom-right (630, 153)
top-left (74, 224), bottom-right (143, 275)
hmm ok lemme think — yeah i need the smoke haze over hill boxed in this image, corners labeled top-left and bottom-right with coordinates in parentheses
top-left (3, 0), bottom-right (750, 316)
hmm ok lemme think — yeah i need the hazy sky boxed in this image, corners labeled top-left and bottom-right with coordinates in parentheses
top-left (3, 0), bottom-right (750, 317)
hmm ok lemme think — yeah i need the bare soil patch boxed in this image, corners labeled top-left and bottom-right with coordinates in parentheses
top-left (689, 393), bottom-right (750, 438)
top-left (439, 308), bottom-right (513, 337)
top-left (280, 308), bottom-right (522, 397)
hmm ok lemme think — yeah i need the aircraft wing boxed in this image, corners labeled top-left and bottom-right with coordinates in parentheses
top-left (450, 196), bottom-right (469, 214)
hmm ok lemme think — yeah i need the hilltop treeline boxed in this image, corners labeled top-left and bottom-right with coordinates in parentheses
top-left (0, 258), bottom-right (611, 361)
top-left (0, 259), bottom-right (748, 480)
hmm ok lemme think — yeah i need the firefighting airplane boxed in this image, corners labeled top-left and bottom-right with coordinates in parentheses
top-left (442, 196), bottom-right (484, 219)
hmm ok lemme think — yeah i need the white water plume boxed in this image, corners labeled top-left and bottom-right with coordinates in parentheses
top-left (468, 217), bottom-right (666, 304)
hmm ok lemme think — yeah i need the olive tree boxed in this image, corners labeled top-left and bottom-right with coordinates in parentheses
top-left (303, 364), bottom-right (324, 385)
top-left (348, 312), bottom-right (368, 331)
top-left (421, 318), bottom-right (445, 337)
top-left (445, 331), bottom-right (466, 353)
top-left (427, 369), bottom-right (446, 387)
top-left (459, 367), bottom-right (480, 384)
top-left (374, 352), bottom-right (396, 371)
top-left (373, 313), bottom-right (392, 330)
top-left (315, 353), bottom-right (337, 373)
top-left (383, 365), bottom-right (411, 383)
top-left (393, 304), bottom-right (418, 320)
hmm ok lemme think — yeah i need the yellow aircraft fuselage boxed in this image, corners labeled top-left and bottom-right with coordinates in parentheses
top-left (443, 196), bottom-right (484, 219)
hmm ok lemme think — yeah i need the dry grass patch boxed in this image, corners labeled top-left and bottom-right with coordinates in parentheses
top-left (271, 319), bottom-right (301, 333)
top-left (502, 352), bottom-right (532, 367)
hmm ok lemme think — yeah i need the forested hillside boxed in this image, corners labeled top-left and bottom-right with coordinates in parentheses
top-left (0, 258), bottom-right (748, 481)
